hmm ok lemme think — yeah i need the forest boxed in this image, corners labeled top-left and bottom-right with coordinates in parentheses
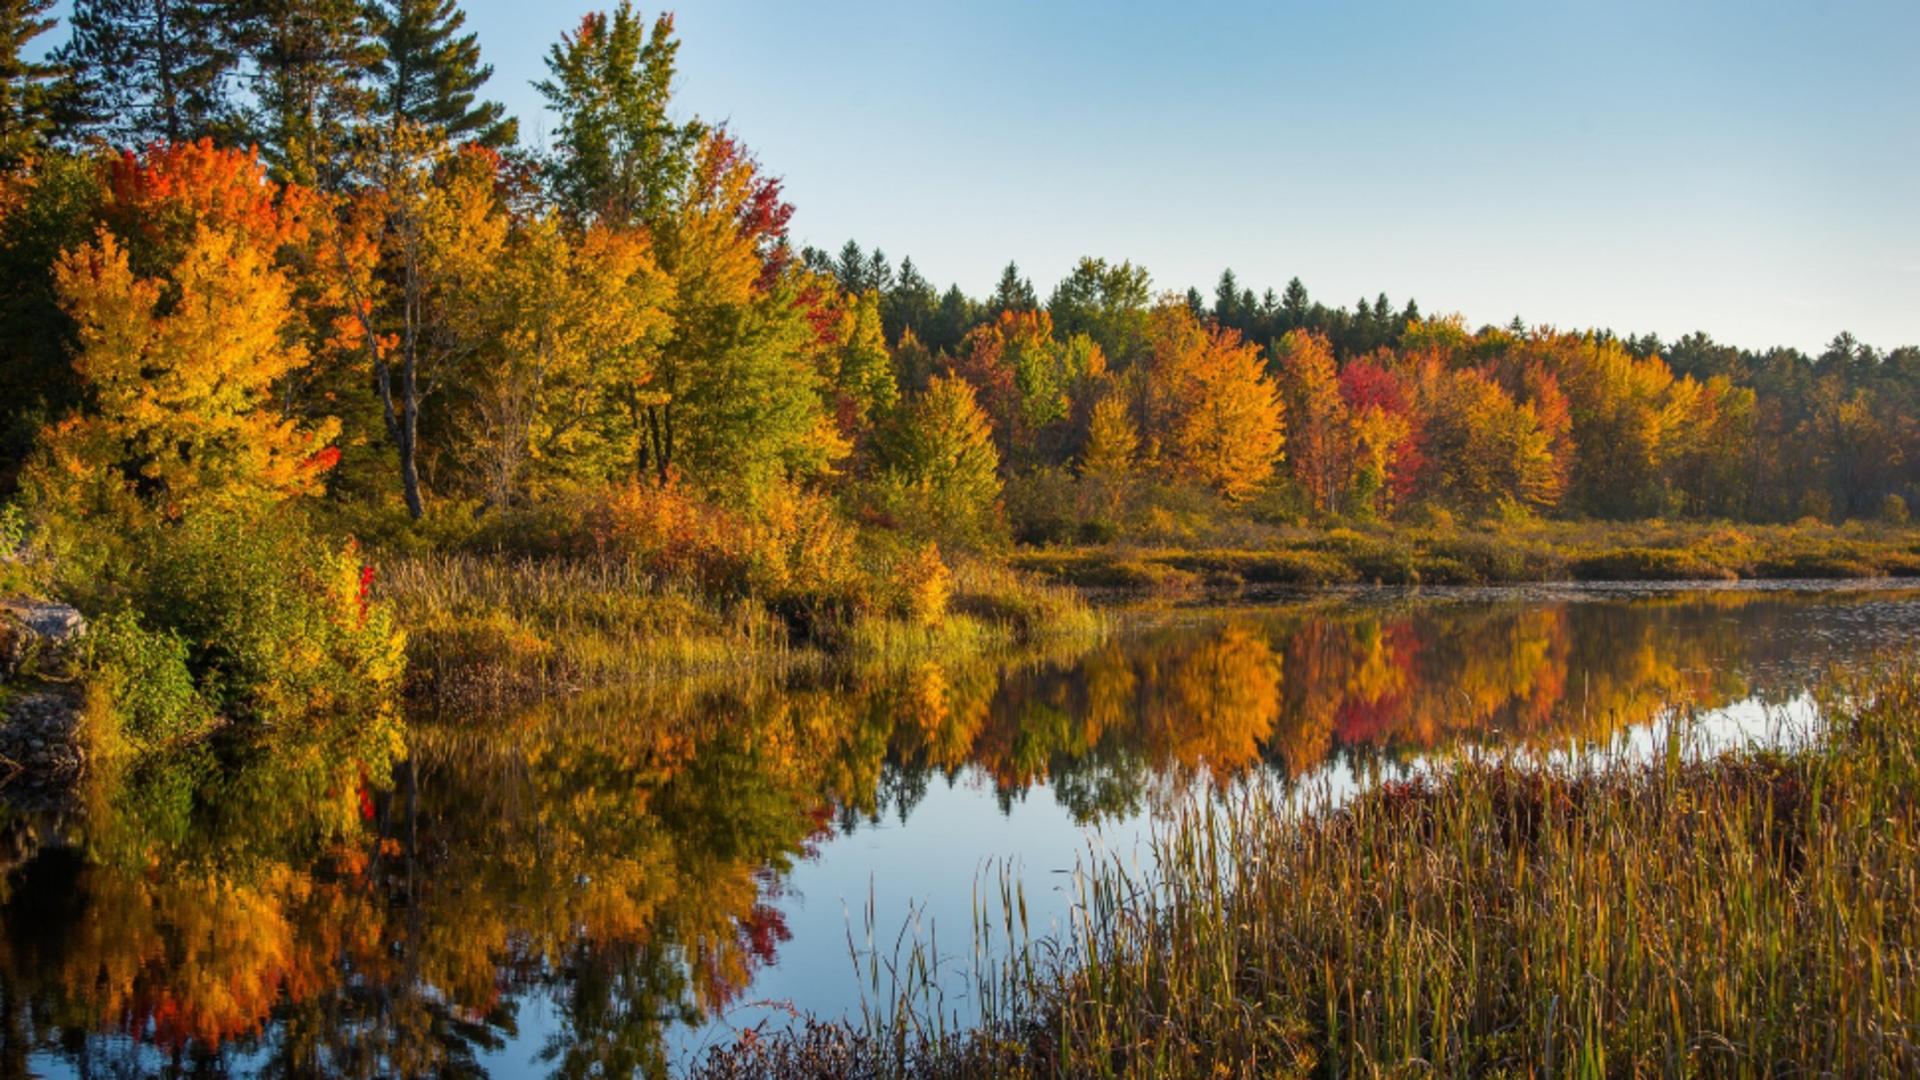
top-left (1, 0), bottom-right (1917, 735)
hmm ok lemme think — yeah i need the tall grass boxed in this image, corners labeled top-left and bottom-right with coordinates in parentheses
top-left (381, 552), bottom-right (791, 701)
top-left (383, 552), bottom-right (1109, 703)
top-left (1016, 519), bottom-right (1920, 594)
top-left (693, 660), bottom-right (1920, 1077)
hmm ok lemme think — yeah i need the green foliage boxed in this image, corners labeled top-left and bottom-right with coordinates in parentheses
top-left (536, 1), bottom-right (701, 227)
top-left (366, 0), bottom-right (516, 147)
top-left (86, 609), bottom-right (214, 748)
top-left (115, 513), bottom-right (404, 725)
top-left (874, 373), bottom-right (1006, 552)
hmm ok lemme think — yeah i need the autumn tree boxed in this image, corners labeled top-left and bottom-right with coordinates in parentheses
top-left (458, 215), bottom-right (669, 505)
top-left (1274, 329), bottom-right (1351, 514)
top-left (1140, 300), bottom-right (1284, 501)
top-left (644, 131), bottom-right (839, 498)
top-left (874, 372), bottom-right (1004, 550)
top-left (825, 288), bottom-right (896, 445)
top-left (1338, 354), bottom-right (1418, 518)
top-left (537, 2), bottom-right (701, 228)
top-left (29, 144), bottom-right (339, 523)
top-left (365, 0), bottom-right (514, 148)
top-left (1079, 391), bottom-right (1138, 480)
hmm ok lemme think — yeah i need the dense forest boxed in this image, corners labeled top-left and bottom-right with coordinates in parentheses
top-left (1, 0), bottom-right (1917, 740)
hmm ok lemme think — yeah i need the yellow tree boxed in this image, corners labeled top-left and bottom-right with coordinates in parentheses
top-left (460, 216), bottom-right (670, 506)
top-left (1141, 301), bottom-right (1284, 501)
top-left (37, 220), bottom-right (338, 522)
top-left (1275, 329), bottom-right (1352, 514)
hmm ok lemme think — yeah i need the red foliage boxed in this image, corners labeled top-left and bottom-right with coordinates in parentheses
top-left (106, 139), bottom-right (310, 255)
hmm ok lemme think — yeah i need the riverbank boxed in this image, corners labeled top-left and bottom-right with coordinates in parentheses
top-left (691, 658), bottom-right (1920, 1078)
top-left (1013, 519), bottom-right (1920, 598)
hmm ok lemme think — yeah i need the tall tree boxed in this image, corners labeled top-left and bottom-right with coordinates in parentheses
top-left (54, 0), bottom-right (242, 146)
top-left (1275, 330), bottom-right (1352, 514)
top-left (987, 260), bottom-right (1035, 316)
top-left (536, 2), bottom-right (701, 228)
top-left (365, 0), bottom-right (514, 148)
top-left (238, 0), bottom-right (383, 187)
top-left (0, 0), bottom-right (60, 168)
top-left (875, 372), bottom-right (1004, 551)
top-left (1141, 301), bottom-right (1285, 501)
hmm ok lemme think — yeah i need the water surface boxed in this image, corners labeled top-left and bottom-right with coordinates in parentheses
top-left (4, 583), bottom-right (1917, 1077)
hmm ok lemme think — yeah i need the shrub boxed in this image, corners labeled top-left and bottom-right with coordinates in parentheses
top-left (894, 542), bottom-right (952, 627)
top-left (111, 514), bottom-right (406, 726)
top-left (86, 610), bottom-right (215, 749)
top-left (1881, 494), bottom-right (1911, 527)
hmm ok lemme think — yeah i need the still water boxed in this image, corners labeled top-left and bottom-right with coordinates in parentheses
top-left (4, 583), bottom-right (1917, 1077)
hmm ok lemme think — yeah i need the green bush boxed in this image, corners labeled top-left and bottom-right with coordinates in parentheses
top-left (86, 610), bottom-right (215, 749)
top-left (112, 513), bottom-right (406, 727)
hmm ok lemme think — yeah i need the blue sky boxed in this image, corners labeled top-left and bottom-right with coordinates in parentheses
top-left (43, 1), bottom-right (1920, 352)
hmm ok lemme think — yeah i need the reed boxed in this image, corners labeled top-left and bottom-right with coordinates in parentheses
top-left (693, 659), bottom-right (1920, 1077)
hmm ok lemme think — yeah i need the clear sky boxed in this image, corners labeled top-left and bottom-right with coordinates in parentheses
top-left (43, 1), bottom-right (1920, 353)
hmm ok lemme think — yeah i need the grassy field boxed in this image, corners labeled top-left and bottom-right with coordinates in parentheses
top-left (1013, 519), bottom-right (1920, 599)
top-left (692, 659), bottom-right (1920, 1078)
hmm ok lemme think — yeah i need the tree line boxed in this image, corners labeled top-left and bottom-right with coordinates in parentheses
top-left (0, 0), bottom-right (1914, 566)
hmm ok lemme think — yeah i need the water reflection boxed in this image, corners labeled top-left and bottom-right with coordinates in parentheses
top-left (3, 586), bottom-right (1916, 1076)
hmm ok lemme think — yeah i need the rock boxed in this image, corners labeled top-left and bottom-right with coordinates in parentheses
top-left (0, 600), bottom-right (86, 680)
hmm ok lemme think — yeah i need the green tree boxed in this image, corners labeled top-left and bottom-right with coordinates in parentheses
top-left (536, 2), bottom-right (701, 228)
top-left (876, 372), bottom-right (1004, 550)
top-left (239, 0), bottom-right (383, 187)
top-left (882, 254), bottom-right (937, 345)
top-left (832, 289), bottom-right (897, 442)
top-left (365, 0), bottom-right (515, 148)
top-left (0, 0), bottom-right (60, 168)
top-left (1047, 256), bottom-right (1151, 365)
top-left (988, 260), bottom-right (1035, 316)
top-left (54, 0), bottom-right (241, 145)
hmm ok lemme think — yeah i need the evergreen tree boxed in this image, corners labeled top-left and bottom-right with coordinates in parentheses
top-left (0, 0), bottom-right (60, 168)
top-left (883, 255), bottom-right (937, 345)
top-left (833, 238), bottom-right (868, 292)
top-left (1279, 276), bottom-right (1310, 330)
top-left (537, 2), bottom-right (702, 228)
top-left (55, 0), bottom-right (242, 145)
top-left (927, 283), bottom-right (973, 354)
top-left (239, 0), bottom-right (383, 186)
top-left (988, 260), bottom-right (1035, 315)
top-left (365, 0), bottom-right (514, 148)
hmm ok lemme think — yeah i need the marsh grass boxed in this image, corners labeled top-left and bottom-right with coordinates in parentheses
top-left (694, 661), bottom-right (1920, 1078)
top-left (384, 552), bottom-right (1108, 703)
top-left (380, 553), bottom-right (793, 701)
top-left (1016, 520), bottom-right (1920, 595)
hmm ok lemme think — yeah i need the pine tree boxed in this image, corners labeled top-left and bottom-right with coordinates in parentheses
top-left (0, 0), bottom-right (60, 168)
top-left (238, 0), bottom-right (383, 187)
top-left (833, 238), bottom-right (868, 292)
top-left (883, 255), bottom-right (936, 346)
top-left (1279, 276), bottom-right (1310, 330)
top-left (365, 0), bottom-right (513, 148)
top-left (537, 2), bottom-right (702, 228)
top-left (55, 0), bottom-right (242, 146)
top-left (988, 260), bottom-right (1035, 316)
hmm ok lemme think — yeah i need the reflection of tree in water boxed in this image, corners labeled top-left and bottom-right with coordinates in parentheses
top-left (0, 588), bottom-right (1908, 1073)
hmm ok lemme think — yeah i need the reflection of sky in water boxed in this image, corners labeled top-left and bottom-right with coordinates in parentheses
top-left (667, 692), bottom-right (1822, 1073)
top-left (14, 583), bottom-right (1920, 1079)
